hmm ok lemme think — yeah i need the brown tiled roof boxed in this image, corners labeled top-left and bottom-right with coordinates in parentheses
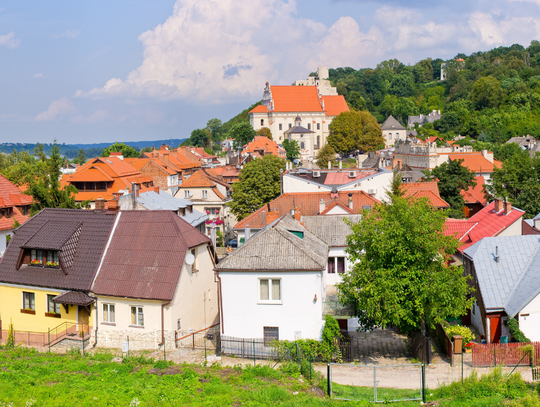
top-left (92, 211), bottom-right (211, 301)
top-left (0, 208), bottom-right (117, 291)
top-left (22, 220), bottom-right (82, 250)
top-left (53, 290), bottom-right (95, 306)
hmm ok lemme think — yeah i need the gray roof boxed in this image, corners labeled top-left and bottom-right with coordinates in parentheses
top-left (284, 125), bottom-right (314, 134)
top-left (216, 214), bottom-right (328, 271)
top-left (135, 190), bottom-right (208, 227)
top-left (303, 215), bottom-right (362, 247)
top-left (463, 235), bottom-right (540, 316)
top-left (381, 115), bottom-right (405, 131)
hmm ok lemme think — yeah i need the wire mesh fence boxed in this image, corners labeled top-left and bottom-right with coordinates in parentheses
top-left (329, 363), bottom-right (424, 403)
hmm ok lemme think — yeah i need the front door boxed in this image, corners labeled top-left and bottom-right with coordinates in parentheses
top-left (490, 316), bottom-right (501, 343)
top-left (78, 306), bottom-right (90, 335)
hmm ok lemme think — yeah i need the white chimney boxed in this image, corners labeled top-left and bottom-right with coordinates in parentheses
top-left (328, 161), bottom-right (331, 169)
top-left (319, 199), bottom-right (325, 214)
top-left (339, 161), bottom-right (342, 169)
top-left (481, 149), bottom-right (494, 163)
top-left (245, 225), bottom-right (251, 242)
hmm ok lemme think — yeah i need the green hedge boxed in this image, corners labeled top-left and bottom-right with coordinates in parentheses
top-left (507, 318), bottom-right (530, 343)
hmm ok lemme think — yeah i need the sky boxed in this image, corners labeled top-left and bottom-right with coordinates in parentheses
top-left (1, 0), bottom-right (540, 145)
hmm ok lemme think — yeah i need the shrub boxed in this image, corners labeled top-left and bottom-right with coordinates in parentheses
top-left (444, 324), bottom-right (475, 349)
top-left (507, 318), bottom-right (531, 343)
top-left (153, 360), bottom-right (170, 369)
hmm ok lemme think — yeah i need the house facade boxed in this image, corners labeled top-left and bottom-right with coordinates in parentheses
top-left (381, 115), bottom-right (406, 148)
top-left (216, 215), bottom-right (328, 341)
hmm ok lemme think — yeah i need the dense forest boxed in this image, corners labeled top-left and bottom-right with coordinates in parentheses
top-left (328, 41), bottom-right (540, 143)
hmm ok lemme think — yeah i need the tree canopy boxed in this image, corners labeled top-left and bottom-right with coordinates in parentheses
top-left (227, 122), bottom-right (257, 149)
top-left (72, 148), bottom-right (87, 165)
top-left (228, 155), bottom-right (286, 220)
top-left (422, 159), bottom-right (477, 218)
top-left (328, 110), bottom-right (384, 154)
top-left (256, 127), bottom-right (273, 140)
top-left (315, 144), bottom-right (336, 169)
top-left (102, 142), bottom-right (139, 158)
top-left (282, 139), bottom-right (300, 161)
top-left (337, 194), bottom-right (474, 334)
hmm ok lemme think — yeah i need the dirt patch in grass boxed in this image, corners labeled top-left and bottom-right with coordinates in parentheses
top-left (216, 368), bottom-right (240, 379)
top-left (147, 366), bottom-right (183, 376)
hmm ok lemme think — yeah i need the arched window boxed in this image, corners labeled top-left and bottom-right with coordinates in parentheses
top-left (307, 123), bottom-right (311, 130)
top-left (300, 142), bottom-right (305, 149)
top-left (261, 119), bottom-right (264, 126)
top-left (388, 133), bottom-right (392, 140)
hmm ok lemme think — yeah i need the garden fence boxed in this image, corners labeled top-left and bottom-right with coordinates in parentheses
top-left (328, 362), bottom-right (425, 403)
top-left (175, 324), bottom-right (220, 351)
top-left (471, 342), bottom-right (540, 367)
top-left (0, 329), bottom-right (48, 347)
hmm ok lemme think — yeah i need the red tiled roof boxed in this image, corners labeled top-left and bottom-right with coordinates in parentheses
top-left (461, 176), bottom-right (487, 205)
top-left (322, 95), bottom-right (349, 116)
top-left (249, 105), bottom-right (268, 113)
top-left (181, 171), bottom-right (217, 188)
top-left (234, 191), bottom-right (380, 230)
top-left (92, 211), bottom-right (211, 301)
top-left (323, 171), bottom-right (378, 185)
top-left (243, 136), bottom-right (286, 157)
top-left (443, 219), bottom-right (478, 241)
top-left (448, 153), bottom-right (500, 173)
top-left (270, 86), bottom-right (324, 112)
top-left (402, 182), bottom-right (449, 208)
top-left (0, 174), bottom-right (31, 231)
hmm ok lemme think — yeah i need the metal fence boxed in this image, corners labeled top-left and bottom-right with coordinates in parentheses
top-left (175, 324), bottom-right (220, 351)
top-left (472, 342), bottom-right (540, 367)
top-left (329, 362), bottom-right (425, 403)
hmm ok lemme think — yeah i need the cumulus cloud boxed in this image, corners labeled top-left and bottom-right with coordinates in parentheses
top-left (52, 30), bottom-right (81, 39)
top-left (0, 32), bottom-right (20, 48)
top-left (35, 97), bottom-right (77, 122)
top-left (468, 12), bottom-right (540, 47)
top-left (33, 73), bottom-right (44, 78)
top-left (71, 110), bottom-right (108, 124)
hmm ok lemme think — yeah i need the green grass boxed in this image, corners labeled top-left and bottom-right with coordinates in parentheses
top-left (332, 383), bottom-right (421, 402)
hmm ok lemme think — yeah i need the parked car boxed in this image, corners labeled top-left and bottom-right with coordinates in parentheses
top-left (225, 239), bottom-right (238, 248)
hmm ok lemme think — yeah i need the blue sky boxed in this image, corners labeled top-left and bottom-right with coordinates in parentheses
top-left (1, 0), bottom-right (540, 144)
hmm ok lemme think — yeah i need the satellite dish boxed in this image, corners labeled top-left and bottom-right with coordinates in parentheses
top-left (185, 253), bottom-right (195, 266)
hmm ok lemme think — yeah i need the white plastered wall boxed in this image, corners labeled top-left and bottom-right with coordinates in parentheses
top-left (518, 292), bottom-right (540, 342)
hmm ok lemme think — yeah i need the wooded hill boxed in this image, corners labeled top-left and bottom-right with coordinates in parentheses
top-left (327, 41), bottom-right (540, 143)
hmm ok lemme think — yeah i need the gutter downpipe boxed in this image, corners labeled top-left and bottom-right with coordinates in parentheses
top-left (158, 301), bottom-right (171, 347)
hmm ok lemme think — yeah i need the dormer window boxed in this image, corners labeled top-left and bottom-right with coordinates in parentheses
top-left (30, 249), bottom-right (59, 267)
top-left (31, 249), bottom-right (42, 265)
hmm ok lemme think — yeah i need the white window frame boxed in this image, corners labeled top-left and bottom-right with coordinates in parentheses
top-left (130, 306), bottom-right (144, 327)
top-left (184, 190), bottom-right (191, 198)
top-left (258, 278), bottom-right (282, 304)
top-left (202, 190), bottom-right (208, 199)
top-left (102, 303), bottom-right (116, 324)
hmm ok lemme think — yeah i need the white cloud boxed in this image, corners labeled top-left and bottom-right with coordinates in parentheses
top-left (35, 97), bottom-right (77, 122)
top-left (468, 12), bottom-right (540, 47)
top-left (0, 32), bottom-right (20, 49)
top-left (71, 110), bottom-right (108, 124)
top-left (33, 73), bottom-right (44, 78)
top-left (52, 29), bottom-right (81, 39)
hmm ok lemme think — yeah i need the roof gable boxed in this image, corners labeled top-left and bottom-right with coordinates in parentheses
top-left (322, 95), bottom-right (349, 116)
top-left (381, 115), bottom-right (405, 131)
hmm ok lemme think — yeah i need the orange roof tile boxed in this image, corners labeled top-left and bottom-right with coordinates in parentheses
top-left (402, 181), bottom-right (449, 208)
top-left (322, 95), bottom-right (349, 116)
top-left (271, 86), bottom-right (324, 112)
top-left (0, 174), bottom-right (31, 231)
top-left (249, 105), bottom-right (269, 113)
top-left (234, 191), bottom-right (380, 230)
top-left (448, 153), bottom-right (500, 173)
top-left (180, 171), bottom-right (216, 188)
top-left (461, 176), bottom-right (487, 205)
top-left (243, 136), bottom-right (286, 157)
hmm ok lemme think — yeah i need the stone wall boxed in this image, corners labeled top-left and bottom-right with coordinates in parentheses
top-left (94, 328), bottom-right (177, 351)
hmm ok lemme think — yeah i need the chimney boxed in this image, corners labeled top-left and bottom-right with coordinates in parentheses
top-left (95, 197), bottom-right (106, 211)
top-left (163, 152), bottom-right (170, 164)
top-left (494, 198), bottom-right (503, 212)
top-left (319, 198), bottom-right (325, 214)
top-left (131, 182), bottom-right (137, 209)
top-left (294, 207), bottom-right (302, 221)
top-left (109, 152), bottom-right (124, 161)
top-left (348, 192), bottom-right (353, 210)
top-left (245, 225), bottom-right (251, 242)
top-left (107, 199), bottom-right (119, 212)
top-left (263, 211), bottom-right (266, 228)
top-left (504, 200), bottom-right (512, 215)
top-left (328, 161), bottom-right (331, 169)
top-left (211, 226), bottom-right (216, 248)
top-left (495, 246), bottom-right (499, 263)
top-left (534, 218), bottom-right (540, 230)
top-left (339, 161), bottom-right (342, 169)
top-left (481, 149), bottom-right (494, 163)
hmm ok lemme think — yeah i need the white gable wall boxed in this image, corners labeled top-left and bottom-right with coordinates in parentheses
top-left (219, 270), bottom-right (324, 341)
top-left (498, 217), bottom-right (523, 237)
top-left (519, 292), bottom-right (540, 342)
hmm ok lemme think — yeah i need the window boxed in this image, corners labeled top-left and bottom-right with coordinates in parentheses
top-left (388, 133), bottom-right (392, 140)
top-left (130, 306), bottom-right (144, 326)
top-left (202, 190), bottom-right (208, 199)
top-left (46, 251), bottom-right (59, 264)
top-left (362, 205), bottom-right (371, 211)
top-left (191, 249), bottom-right (197, 270)
top-left (316, 136), bottom-right (320, 146)
top-left (300, 142), bottom-right (305, 149)
top-left (184, 190), bottom-right (191, 198)
top-left (261, 119), bottom-right (264, 126)
top-left (328, 257), bottom-right (346, 274)
top-left (31, 249), bottom-right (43, 265)
top-left (279, 123), bottom-right (282, 131)
top-left (47, 294), bottom-right (61, 314)
top-left (317, 123), bottom-right (320, 130)
top-left (264, 327), bottom-right (279, 345)
top-left (289, 123), bottom-right (292, 129)
top-left (103, 303), bottom-right (115, 323)
top-left (21, 206), bottom-right (29, 216)
top-left (259, 278), bottom-right (281, 302)
top-left (307, 123), bottom-right (311, 130)
top-left (205, 208), bottom-right (220, 215)
top-left (23, 292), bottom-right (35, 311)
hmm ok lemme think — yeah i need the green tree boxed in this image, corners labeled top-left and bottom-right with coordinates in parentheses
top-left (470, 75), bottom-right (504, 109)
top-left (393, 97), bottom-right (418, 122)
top-left (386, 167), bottom-right (404, 203)
top-left (282, 139), bottom-right (300, 161)
top-left (388, 73), bottom-right (416, 98)
top-left (256, 127), bottom-right (273, 140)
top-left (227, 122), bottom-right (257, 149)
top-left (140, 146), bottom-right (154, 153)
top-left (0, 149), bottom-right (46, 186)
top-left (337, 195), bottom-right (474, 333)
top-left (23, 142), bottom-right (85, 215)
top-left (33, 143), bottom-right (46, 161)
top-left (328, 111), bottom-right (384, 154)
top-left (205, 118), bottom-right (224, 144)
top-left (422, 159), bottom-right (477, 218)
top-left (486, 153), bottom-right (540, 217)
top-left (73, 148), bottom-right (87, 165)
top-left (183, 129), bottom-right (211, 148)
top-left (228, 155), bottom-right (286, 220)
top-left (102, 142), bottom-right (139, 158)
top-left (315, 144), bottom-right (336, 169)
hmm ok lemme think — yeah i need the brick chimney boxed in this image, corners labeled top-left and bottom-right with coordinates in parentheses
top-left (95, 197), bottom-right (106, 211)
top-left (494, 198), bottom-right (503, 212)
top-left (107, 199), bottom-right (119, 212)
top-left (163, 152), bottom-right (170, 164)
top-left (504, 200), bottom-right (512, 215)
top-left (294, 207), bottom-right (302, 221)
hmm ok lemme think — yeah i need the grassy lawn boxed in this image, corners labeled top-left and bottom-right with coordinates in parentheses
top-left (0, 348), bottom-right (539, 406)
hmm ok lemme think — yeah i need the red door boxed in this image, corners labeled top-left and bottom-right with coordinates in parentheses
top-left (490, 316), bottom-right (501, 343)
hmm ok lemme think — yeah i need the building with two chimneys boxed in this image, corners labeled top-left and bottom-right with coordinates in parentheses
top-left (249, 67), bottom-right (349, 160)
top-left (407, 110), bottom-right (441, 129)
top-left (506, 135), bottom-right (540, 158)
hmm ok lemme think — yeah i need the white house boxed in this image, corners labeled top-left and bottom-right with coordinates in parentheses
top-left (216, 215), bottom-right (328, 342)
top-left (463, 235), bottom-right (540, 343)
top-left (91, 210), bottom-right (219, 351)
top-left (282, 167), bottom-right (393, 203)
top-left (381, 116), bottom-right (406, 148)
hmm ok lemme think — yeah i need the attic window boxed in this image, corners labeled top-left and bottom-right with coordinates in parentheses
top-left (30, 249), bottom-right (59, 267)
top-left (0, 207), bottom-right (13, 218)
top-left (288, 230), bottom-right (304, 239)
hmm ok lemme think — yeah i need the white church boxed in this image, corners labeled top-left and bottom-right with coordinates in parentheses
top-left (249, 67), bottom-right (349, 160)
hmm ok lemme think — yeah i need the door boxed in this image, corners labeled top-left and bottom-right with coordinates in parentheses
top-left (78, 306), bottom-right (90, 336)
top-left (490, 316), bottom-right (501, 343)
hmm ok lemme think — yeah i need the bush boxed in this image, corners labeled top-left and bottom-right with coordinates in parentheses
top-left (507, 318), bottom-right (531, 343)
top-left (444, 324), bottom-right (475, 349)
